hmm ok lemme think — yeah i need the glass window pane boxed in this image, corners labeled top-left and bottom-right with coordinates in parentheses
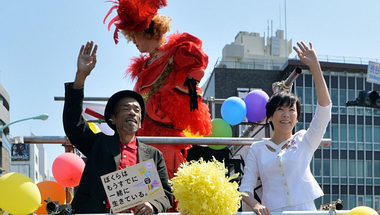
top-left (375, 126), bottom-right (380, 142)
top-left (296, 88), bottom-right (303, 104)
top-left (349, 125), bottom-right (355, 142)
top-left (304, 105), bottom-right (313, 113)
top-left (340, 89), bottom-right (347, 106)
top-left (323, 159), bottom-right (330, 176)
top-left (332, 159), bottom-right (339, 176)
top-left (366, 160), bottom-right (372, 177)
top-left (340, 195), bottom-right (348, 210)
top-left (349, 195), bottom-right (356, 209)
top-left (375, 196), bottom-right (380, 212)
top-left (341, 159), bottom-right (347, 177)
top-left (314, 158), bottom-right (321, 176)
top-left (357, 160), bottom-right (364, 177)
top-left (331, 124), bottom-right (339, 141)
top-left (348, 89), bottom-right (356, 101)
top-left (340, 124), bottom-right (347, 141)
top-left (331, 89), bottom-right (338, 106)
top-left (366, 125), bottom-right (372, 142)
top-left (357, 125), bottom-right (363, 142)
top-left (305, 88), bottom-right (312, 104)
top-left (349, 160), bottom-right (356, 177)
top-left (366, 196), bottom-right (372, 207)
top-left (375, 161), bottom-right (380, 177)
top-left (341, 142), bottom-right (347, 149)
top-left (358, 196), bottom-right (364, 206)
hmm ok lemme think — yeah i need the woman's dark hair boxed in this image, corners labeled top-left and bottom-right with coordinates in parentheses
top-left (266, 91), bottom-right (301, 130)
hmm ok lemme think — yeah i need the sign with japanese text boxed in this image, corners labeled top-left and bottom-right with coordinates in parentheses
top-left (100, 159), bottom-right (165, 213)
top-left (367, 61), bottom-right (380, 84)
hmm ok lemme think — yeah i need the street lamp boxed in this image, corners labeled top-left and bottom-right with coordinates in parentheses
top-left (0, 113), bottom-right (49, 132)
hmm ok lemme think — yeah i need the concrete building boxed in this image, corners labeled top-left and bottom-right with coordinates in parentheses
top-left (10, 136), bottom-right (49, 183)
top-left (0, 83), bottom-right (11, 175)
top-left (202, 31), bottom-right (380, 212)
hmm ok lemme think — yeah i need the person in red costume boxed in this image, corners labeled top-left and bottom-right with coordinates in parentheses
top-left (104, 0), bottom-right (212, 186)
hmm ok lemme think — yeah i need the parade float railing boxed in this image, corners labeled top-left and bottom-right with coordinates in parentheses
top-left (22, 136), bottom-right (332, 210)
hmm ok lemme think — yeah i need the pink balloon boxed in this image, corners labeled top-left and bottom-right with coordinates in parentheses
top-left (52, 153), bottom-right (85, 187)
top-left (244, 89), bottom-right (269, 123)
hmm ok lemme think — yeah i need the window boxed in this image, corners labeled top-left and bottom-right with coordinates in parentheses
top-left (332, 124), bottom-right (339, 142)
top-left (305, 88), bottom-right (312, 104)
top-left (348, 77), bottom-right (355, 90)
top-left (366, 196), bottom-right (372, 208)
top-left (331, 89), bottom-right (338, 106)
top-left (356, 77), bottom-right (363, 90)
top-left (296, 88), bottom-right (303, 103)
top-left (375, 126), bottom-right (380, 142)
top-left (332, 159), bottom-right (339, 177)
top-left (366, 125), bottom-right (372, 142)
top-left (340, 159), bottom-right (347, 177)
top-left (349, 160), bottom-right (356, 177)
top-left (348, 89), bottom-right (356, 102)
top-left (357, 195), bottom-right (364, 206)
top-left (314, 158), bottom-right (321, 176)
top-left (375, 161), bottom-right (380, 177)
top-left (349, 195), bottom-right (356, 209)
top-left (340, 124), bottom-right (347, 141)
top-left (357, 160), bottom-right (364, 177)
top-left (357, 125), bottom-right (364, 142)
top-left (349, 125), bottom-right (355, 142)
top-left (366, 160), bottom-right (373, 177)
top-left (323, 159), bottom-right (330, 176)
top-left (374, 196), bottom-right (380, 212)
top-left (331, 76), bottom-right (338, 88)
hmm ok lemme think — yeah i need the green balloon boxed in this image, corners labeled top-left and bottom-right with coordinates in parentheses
top-left (206, 118), bottom-right (232, 150)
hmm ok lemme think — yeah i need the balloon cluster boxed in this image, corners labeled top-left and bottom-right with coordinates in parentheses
top-left (0, 172), bottom-right (41, 214)
top-left (204, 90), bottom-right (269, 150)
top-left (221, 89), bottom-right (269, 126)
top-left (0, 152), bottom-right (85, 214)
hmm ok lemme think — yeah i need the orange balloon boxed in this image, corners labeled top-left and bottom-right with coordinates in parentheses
top-left (35, 181), bottom-right (66, 214)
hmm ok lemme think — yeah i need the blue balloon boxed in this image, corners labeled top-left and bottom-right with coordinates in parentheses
top-left (221, 97), bottom-right (247, 125)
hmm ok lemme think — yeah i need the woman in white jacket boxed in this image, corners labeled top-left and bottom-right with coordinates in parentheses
top-left (240, 41), bottom-right (332, 215)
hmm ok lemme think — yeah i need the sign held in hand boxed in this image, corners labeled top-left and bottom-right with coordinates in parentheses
top-left (101, 159), bottom-right (165, 213)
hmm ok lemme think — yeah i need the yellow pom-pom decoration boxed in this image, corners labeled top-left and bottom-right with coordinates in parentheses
top-left (170, 157), bottom-right (246, 215)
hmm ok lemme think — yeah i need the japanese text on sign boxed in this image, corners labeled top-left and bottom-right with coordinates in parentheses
top-left (101, 159), bottom-right (165, 213)
top-left (367, 61), bottom-right (380, 84)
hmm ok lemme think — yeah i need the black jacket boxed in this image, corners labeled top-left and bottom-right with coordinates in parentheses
top-left (63, 83), bottom-right (172, 213)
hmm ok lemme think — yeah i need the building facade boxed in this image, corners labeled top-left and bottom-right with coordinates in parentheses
top-left (10, 136), bottom-right (49, 183)
top-left (0, 82), bottom-right (11, 175)
top-left (202, 32), bottom-right (380, 212)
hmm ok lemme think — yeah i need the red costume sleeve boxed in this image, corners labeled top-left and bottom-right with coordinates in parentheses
top-left (171, 32), bottom-right (208, 82)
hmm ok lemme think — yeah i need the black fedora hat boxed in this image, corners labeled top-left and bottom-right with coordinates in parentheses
top-left (104, 90), bottom-right (145, 131)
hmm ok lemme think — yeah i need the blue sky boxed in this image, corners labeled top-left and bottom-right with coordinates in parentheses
top-left (1, 0), bottom-right (379, 178)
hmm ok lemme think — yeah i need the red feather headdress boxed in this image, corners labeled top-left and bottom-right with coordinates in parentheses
top-left (103, 0), bottom-right (167, 44)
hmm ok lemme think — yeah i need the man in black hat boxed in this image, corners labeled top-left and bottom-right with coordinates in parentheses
top-left (63, 41), bottom-right (172, 214)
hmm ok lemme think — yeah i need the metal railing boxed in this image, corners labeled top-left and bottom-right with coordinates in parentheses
top-left (214, 55), bottom-right (380, 70)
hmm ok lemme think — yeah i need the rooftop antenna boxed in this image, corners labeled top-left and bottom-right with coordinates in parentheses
top-left (284, 0), bottom-right (288, 59)
top-left (279, 5), bottom-right (282, 30)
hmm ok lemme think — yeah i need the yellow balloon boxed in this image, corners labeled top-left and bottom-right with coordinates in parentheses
top-left (349, 206), bottom-right (378, 215)
top-left (0, 172), bottom-right (41, 215)
top-left (89, 122), bottom-right (101, 134)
